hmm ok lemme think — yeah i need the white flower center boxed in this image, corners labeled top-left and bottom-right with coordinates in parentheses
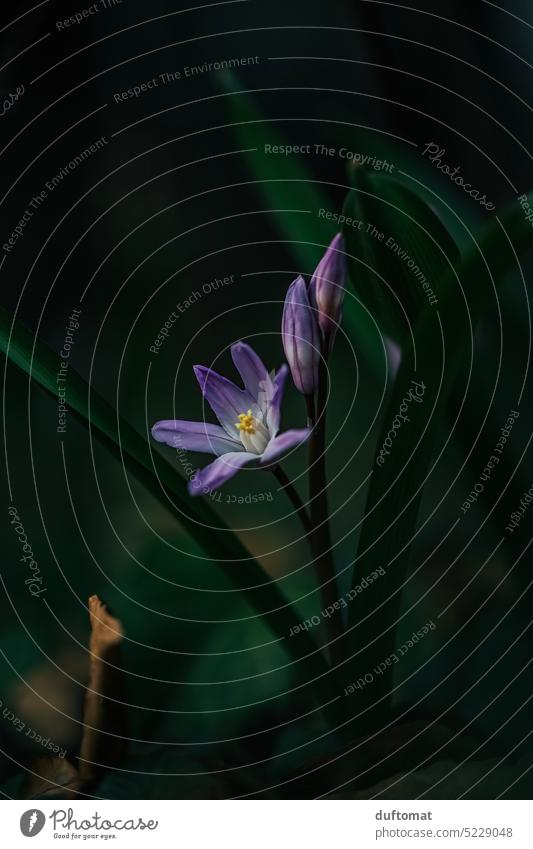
top-left (235, 410), bottom-right (269, 454)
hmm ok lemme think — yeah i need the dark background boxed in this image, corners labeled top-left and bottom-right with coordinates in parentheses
top-left (1, 0), bottom-right (532, 798)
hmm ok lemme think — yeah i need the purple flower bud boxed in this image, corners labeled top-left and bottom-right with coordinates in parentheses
top-left (282, 275), bottom-right (320, 395)
top-left (309, 233), bottom-right (347, 335)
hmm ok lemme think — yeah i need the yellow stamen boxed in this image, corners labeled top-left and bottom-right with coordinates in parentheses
top-left (236, 410), bottom-right (256, 434)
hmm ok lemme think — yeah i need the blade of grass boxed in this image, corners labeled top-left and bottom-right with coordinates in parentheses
top-left (344, 195), bottom-right (533, 727)
top-left (217, 70), bottom-right (381, 375)
top-left (342, 166), bottom-right (461, 342)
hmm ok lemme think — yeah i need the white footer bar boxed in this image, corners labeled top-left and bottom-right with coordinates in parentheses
top-left (3, 800), bottom-right (531, 848)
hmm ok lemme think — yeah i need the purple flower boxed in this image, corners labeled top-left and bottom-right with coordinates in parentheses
top-left (282, 275), bottom-right (320, 395)
top-left (309, 233), bottom-right (347, 336)
top-left (151, 342), bottom-right (311, 495)
top-left (384, 335), bottom-right (402, 379)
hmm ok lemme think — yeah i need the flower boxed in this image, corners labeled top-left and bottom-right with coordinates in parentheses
top-left (282, 275), bottom-right (320, 395)
top-left (309, 233), bottom-right (347, 336)
top-left (151, 342), bottom-right (311, 495)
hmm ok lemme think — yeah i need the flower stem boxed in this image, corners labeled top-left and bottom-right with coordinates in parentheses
top-left (305, 394), bottom-right (316, 428)
top-left (272, 466), bottom-right (312, 536)
top-left (308, 335), bottom-right (343, 665)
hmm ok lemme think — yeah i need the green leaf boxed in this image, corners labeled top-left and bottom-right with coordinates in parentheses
top-left (216, 71), bottom-right (382, 375)
top-left (0, 306), bottom-right (331, 688)
top-left (345, 194), bottom-right (533, 724)
top-left (342, 167), bottom-right (460, 342)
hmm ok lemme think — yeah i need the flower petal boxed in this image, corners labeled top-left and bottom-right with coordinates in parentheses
top-left (309, 233), bottom-right (347, 335)
top-left (151, 420), bottom-right (241, 456)
top-left (384, 335), bottom-right (402, 379)
top-left (265, 364), bottom-right (288, 436)
top-left (260, 428), bottom-right (311, 466)
top-left (194, 365), bottom-right (259, 437)
top-left (231, 341), bottom-right (270, 401)
top-left (188, 451), bottom-right (257, 495)
top-left (282, 276), bottom-right (320, 395)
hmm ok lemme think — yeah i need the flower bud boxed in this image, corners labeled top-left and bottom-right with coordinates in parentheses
top-left (282, 275), bottom-right (320, 395)
top-left (309, 233), bottom-right (347, 335)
